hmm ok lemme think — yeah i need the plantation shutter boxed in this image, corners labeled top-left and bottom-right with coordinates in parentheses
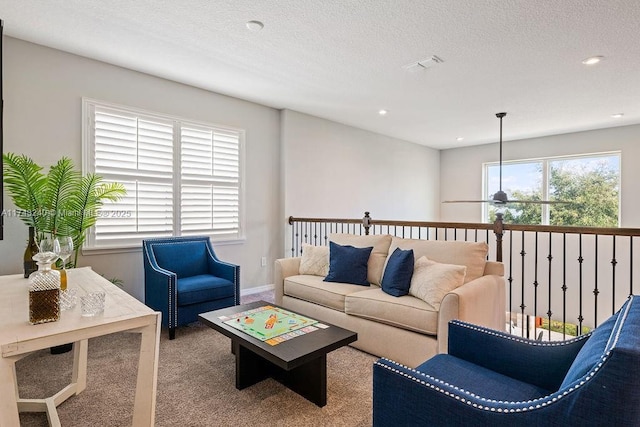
top-left (84, 99), bottom-right (243, 249)
top-left (92, 106), bottom-right (174, 247)
top-left (180, 125), bottom-right (241, 239)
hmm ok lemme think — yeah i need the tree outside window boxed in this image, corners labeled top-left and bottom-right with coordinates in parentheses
top-left (485, 153), bottom-right (620, 227)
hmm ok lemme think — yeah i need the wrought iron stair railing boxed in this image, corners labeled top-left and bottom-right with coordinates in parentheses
top-left (287, 212), bottom-right (640, 340)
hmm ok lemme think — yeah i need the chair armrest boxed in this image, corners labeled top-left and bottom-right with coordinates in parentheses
top-left (437, 274), bottom-right (505, 353)
top-left (143, 248), bottom-right (177, 329)
top-left (143, 247), bottom-right (176, 289)
top-left (448, 320), bottom-right (588, 391)
top-left (146, 262), bottom-right (174, 279)
top-left (206, 256), bottom-right (240, 305)
top-left (274, 257), bottom-right (301, 305)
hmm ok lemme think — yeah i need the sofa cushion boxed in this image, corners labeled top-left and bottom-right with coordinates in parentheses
top-left (299, 243), bottom-right (329, 276)
top-left (381, 248), bottom-right (414, 297)
top-left (330, 233), bottom-right (392, 286)
top-left (345, 288), bottom-right (438, 335)
top-left (408, 256), bottom-right (466, 309)
top-left (324, 242), bottom-right (373, 285)
top-left (285, 274), bottom-right (374, 311)
top-left (388, 237), bottom-right (488, 283)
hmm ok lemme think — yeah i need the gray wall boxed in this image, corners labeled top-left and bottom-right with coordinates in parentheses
top-left (281, 109), bottom-right (440, 221)
top-left (440, 124), bottom-right (640, 227)
top-left (2, 38), bottom-right (441, 300)
top-left (6, 34), bottom-right (636, 306)
top-left (2, 37), bottom-right (282, 299)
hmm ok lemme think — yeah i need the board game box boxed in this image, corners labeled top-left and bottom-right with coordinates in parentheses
top-left (220, 305), bottom-right (327, 345)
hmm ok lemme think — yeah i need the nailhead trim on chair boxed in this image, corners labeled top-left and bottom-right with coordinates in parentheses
top-left (449, 320), bottom-right (590, 347)
top-left (146, 239), bottom-right (188, 330)
top-left (143, 240), bottom-right (177, 330)
top-left (374, 295), bottom-right (634, 416)
top-left (375, 357), bottom-right (610, 412)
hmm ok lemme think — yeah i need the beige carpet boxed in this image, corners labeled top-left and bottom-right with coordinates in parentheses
top-left (16, 293), bottom-right (375, 426)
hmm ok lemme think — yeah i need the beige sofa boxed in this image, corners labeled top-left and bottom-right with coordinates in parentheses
top-left (275, 234), bottom-right (505, 367)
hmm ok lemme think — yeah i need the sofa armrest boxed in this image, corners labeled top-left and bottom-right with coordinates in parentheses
top-left (274, 257), bottom-right (301, 305)
top-left (437, 274), bottom-right (505, 354)
top-left (448, 320), bottom-right (588, 391)
top-left (483, 260), bottom-right (504, 276)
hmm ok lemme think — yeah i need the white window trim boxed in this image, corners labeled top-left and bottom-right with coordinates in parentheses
top-left (81, 98), bottom-right (246, 252)
top-left (482, 151), bottom-right (621, 225)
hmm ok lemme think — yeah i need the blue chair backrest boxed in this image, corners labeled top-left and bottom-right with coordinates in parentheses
top-left (560, 295), bottom-right (639, 388)
top-left (148, 239), bottom-right (210, 278)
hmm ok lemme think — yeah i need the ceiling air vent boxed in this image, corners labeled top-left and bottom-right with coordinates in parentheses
top-left (402, 55), bottom-right (443, 73)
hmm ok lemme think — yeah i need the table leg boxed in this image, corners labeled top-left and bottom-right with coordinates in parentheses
top-left (234, 342), bottom-right (328, 407)
top-left (235, 341), bottom-right (271, 389)
top-left (277, 355), bottom-right (327, 407)
top-left (71, 340), bottom-right (88, 394)
top-left (131, 315), bottom-right (160, 426)
top-left (0, 356), bottom-right (21, 427)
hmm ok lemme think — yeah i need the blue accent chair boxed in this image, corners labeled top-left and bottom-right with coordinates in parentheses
top-left (373, 295), bottom-right (640, 426)
top-left (143, 236), bottom-right (240, 339)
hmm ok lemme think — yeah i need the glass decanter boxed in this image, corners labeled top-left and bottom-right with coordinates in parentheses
top-left (28, 237), bottom-right (61, 325)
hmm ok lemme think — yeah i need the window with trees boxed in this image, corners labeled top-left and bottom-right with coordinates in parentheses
top-left (484, 153), bottom-right (620, 226)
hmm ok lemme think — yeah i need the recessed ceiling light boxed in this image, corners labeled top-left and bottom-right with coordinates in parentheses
top-left (378, 109), bottom-right (388, 116)
top-left (456, 137), bottom-right (464, 142)
top-left (582, 56), bottom-right (603, 65)
top-left (611, 113), bottom-right (624, 118)
top-left (246, 20), bottom-right (264, 31)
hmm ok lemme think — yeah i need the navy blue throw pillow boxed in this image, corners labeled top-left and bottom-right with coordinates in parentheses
top-left (324, 241), bottom-right (373, 286)
top-left (381, 248), bottom-right (415, 296)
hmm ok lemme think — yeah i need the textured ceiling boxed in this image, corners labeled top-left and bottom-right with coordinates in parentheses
top-left (1, 0), bottom-right (639, 149)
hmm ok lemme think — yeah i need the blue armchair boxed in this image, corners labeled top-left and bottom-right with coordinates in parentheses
top-left (143, 236), bottom-right (240, 339)
top-left (374, 295), bottom-right (640, 426)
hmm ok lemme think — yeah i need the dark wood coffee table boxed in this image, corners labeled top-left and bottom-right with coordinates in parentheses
top-left (198, 301), bottom-right (357, 407)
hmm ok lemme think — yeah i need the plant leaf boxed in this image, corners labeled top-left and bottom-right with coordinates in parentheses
top-left (65, 174), bottom-right (126, 265)
top-left (2, 153), bottom-right (47, 229)
top-left (43, 157), bottom-right (80, 236)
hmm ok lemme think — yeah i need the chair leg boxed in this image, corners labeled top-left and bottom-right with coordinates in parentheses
top-left (169, 328), bottom-right (176, 340)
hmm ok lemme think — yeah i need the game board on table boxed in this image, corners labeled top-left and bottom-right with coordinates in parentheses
top-left (222, 305), bottom-right (319, 342)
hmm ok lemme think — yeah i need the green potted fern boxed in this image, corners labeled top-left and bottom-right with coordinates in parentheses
top-left (4, 153), bottom-right (126, 353)
top-left (3, 153), bottom-right (126, 267)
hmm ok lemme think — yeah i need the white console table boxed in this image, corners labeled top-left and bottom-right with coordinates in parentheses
top-left (0, 267), bottom-right (161, 427)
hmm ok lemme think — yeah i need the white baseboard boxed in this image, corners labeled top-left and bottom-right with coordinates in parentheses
top-left (241, 284), bottom-right (274, 296)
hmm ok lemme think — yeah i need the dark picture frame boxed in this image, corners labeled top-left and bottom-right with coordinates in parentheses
top-left (1, 19), bottom-right (4, 240)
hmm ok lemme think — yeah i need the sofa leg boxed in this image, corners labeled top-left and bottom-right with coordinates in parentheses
top-left (169, 328), bottom-right (176, 340)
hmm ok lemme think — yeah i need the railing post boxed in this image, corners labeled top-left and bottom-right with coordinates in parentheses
top-left (493, 212), bottom-right (504, 263)
top-left (363, 211), bottom-right (371, 235)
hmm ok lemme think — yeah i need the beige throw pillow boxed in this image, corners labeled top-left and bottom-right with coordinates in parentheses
top-left (299, 244), bottom-right (330, 276)
top-left (329, 233), bottom-right (392, 286)
top-left (388, 237), bottom-right (487, 283)
top-left (409, 256), bottom-right (467, 309)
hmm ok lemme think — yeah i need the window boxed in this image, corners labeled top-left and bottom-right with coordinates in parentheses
top-left (83, 99), bottom-right (243, 249)
top-left (484, 153), bottom-right (620, 226)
